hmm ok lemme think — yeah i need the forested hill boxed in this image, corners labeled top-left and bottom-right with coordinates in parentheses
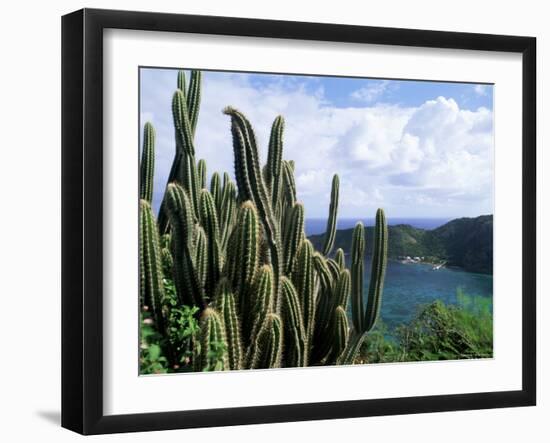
top-left (308, 215), bottom-right (493, 275)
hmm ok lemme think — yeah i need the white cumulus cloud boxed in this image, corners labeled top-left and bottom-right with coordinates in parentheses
top-left (141, 70), bottom-right (493, 219)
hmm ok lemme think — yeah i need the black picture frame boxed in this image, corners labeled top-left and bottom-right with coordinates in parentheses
top-left (62, 8), bottom-right (536, 435)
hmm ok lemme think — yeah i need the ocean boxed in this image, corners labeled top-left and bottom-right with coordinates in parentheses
top-left (305, 217), bottom-right (451, 236)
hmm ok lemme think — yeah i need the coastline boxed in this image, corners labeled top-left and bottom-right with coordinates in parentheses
top-left (308, 214), bottom-right (493, 276)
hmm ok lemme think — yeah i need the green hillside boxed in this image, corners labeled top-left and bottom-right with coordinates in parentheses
top-left (309, 215), bottom-right (493, 274)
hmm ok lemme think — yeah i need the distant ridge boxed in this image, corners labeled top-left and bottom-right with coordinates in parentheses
top-left (308, 215), bottom-right (493, 275)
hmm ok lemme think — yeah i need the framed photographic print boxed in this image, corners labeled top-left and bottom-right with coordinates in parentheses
top-left (61, 8), bottom-right (536, 435)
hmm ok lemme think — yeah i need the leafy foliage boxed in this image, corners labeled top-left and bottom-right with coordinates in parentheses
top-left (139, 277), bottom-right (200, 374)
top-left (360, 292), bottom-right (493, 363)
top-left (140, 311), bottom-right (169, 374)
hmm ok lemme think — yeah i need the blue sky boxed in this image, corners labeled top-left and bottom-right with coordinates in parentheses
top-left (244, 72), bottom-right (493, 111)
top-left (140, 68), bottom-right (494, 219)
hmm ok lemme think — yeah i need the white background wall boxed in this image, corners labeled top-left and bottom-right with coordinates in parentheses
top-left (0, 1), bottom-right (546, 441)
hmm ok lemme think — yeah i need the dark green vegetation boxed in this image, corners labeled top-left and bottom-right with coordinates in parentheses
top-left (139, 70), bottom-right (389, 374)
top-left (359, 292), bottom-right (493, 363)
top-left (309, 215), bottom-right (493, 274)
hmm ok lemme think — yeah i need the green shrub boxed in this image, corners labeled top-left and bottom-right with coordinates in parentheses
top-left (139, 311), bottom-right (169, 374)
top-left (361, 292), bottom-right (493, 363)
top-left (139, 277), bottom-right (200, 373)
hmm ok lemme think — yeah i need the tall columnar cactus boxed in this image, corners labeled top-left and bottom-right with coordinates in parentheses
top-left (199, 189), bottom-right (222, 296)
top-left (311, 266), bottom-right (351, 364)
top-left (322, 174), bottom-right (339, 256)
top-left (350, 222), bottom-right (366, 333)
top-left (340, 210), bottom-right (388, 364)
top-left (246, 264), bottom-right (274, 347)
top-left (172, 89), bottom-right (200, 219)
top-left (292, 240), bottom-right (316, 345)
top-left (197, 159), bottom-right (207, 190)
top-left (364, 209), bottom-right (388, 331)
top-left (313, 252), bottom-right (334, 294)
top-left (334, 248), bottom-right (346, 270)
top-left (193, 226), bottom-right (208, 289)
top-left (225, 201), bottom-right (260, 313)
top-left (187, 70), bottom-right (202, 135)
top-left (282, 203), bottom-right (305, 275)
top-left (334, 269), bottom-right (351, 311)
top-left (210, 172), bottom-right (222, 214)
top-left (311, 253), bottom-right (335, 360)
top-left (279, 159), bottom-right (298, 233)
top-left (165, 183), bottom-right (206, 309)
top-left (250, 313), bottom-right (283, 369)
top-left (219, 178), bottom-right (237, 252)
top-left (157, 70), bottom-right (202, 232)
top-left (281, 160), bottom-right (297, 209)
top-left (215, 279), bottom-right (243, 370)
top-left (265, 116), bottom-right (284, 208)
top-left (160, 234), bottom-right (174, 277)
top-left (223, 107), bottom-right (283, 309)
top-left (197, 308), bottom-right (229, 371)
top-left (141, 69), bottom-right (389, 372)
top-left (139, 199), bottom-right (165, 331)
top-left (326, 306), bottom-right (350, 364)
top-left (139, 122), bottom-right (155, 203)
top-left (177, 70), bottom-right (186, 96)
top-left (281, 276), bottom-right (307, 367)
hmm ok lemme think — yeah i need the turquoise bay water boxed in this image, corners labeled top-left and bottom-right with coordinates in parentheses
top-left (364, 258), bottom-right (493, 333)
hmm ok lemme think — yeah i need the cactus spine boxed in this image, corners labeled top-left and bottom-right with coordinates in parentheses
top-left (139, 122), bottom-right (155, 203)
